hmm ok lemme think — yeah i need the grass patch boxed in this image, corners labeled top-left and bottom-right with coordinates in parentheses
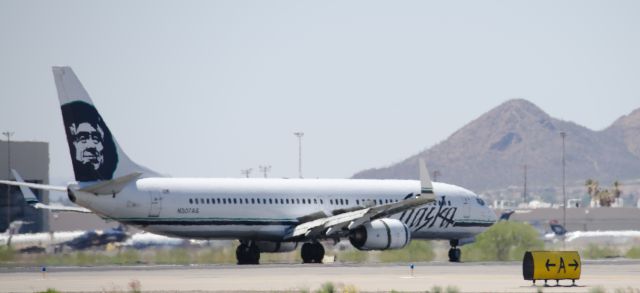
top-left (0, 246), bottom-right (15, 262)
top-left (377, 240), bottom-right (435, 263)
top-left (427, 285), bottom-right (459, 293)
top-left (625, 246), bottom-right (640, 259)
top-left (316, 282), bottom-right (335, 293)
top-left (336, 248), bottom-right (369, 263)
top-left (36, 289), bottom-right (61, 293)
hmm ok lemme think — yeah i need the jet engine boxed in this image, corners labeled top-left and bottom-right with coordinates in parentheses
top-left (255, 241), bottom-right (298, 253)
top-left (349, 218), bottom-right (411, 251)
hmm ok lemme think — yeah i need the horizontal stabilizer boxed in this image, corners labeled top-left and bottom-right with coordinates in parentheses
top-left (79, 172), bottom-right (142, 195)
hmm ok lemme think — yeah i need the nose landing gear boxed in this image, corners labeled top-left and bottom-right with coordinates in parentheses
top-left (236, 241), bottom-right (260, 265)
top-left (301, 242), bottom-right (325, 263)
top-left (448, 239), bottom-right (461, 262)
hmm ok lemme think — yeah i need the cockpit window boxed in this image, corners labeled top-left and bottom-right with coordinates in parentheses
top-left (476, 198), bottom-right (485, 206)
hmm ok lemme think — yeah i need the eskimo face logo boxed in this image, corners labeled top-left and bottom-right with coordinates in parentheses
top-left (69, 122), bottom-right (105, 170)
top-left (61, 101), bottom-right (118, 181)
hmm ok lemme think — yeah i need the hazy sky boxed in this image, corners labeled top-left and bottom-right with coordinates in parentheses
top-left (1, 1), bottom-right (639, 183)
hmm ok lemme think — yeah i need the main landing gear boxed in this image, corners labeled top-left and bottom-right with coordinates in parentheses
top-left (236, 241), bottom-right (260, 265)
top-left (301, 242), bottom-right (325, 263)
top-left (448, 239), bottom-right (461, 262)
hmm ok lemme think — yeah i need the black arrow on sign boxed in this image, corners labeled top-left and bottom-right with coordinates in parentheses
top-left (545, 259), bottom-right (556, 271)
top-left (569, 259), bottom-right (579, 271)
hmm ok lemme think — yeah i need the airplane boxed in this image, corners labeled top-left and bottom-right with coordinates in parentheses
top-left (498, 211), bottom-right (640, 244)
top-left (0, 67), bottom-right (497, 264)
top-left (544, 220), bottom-right (640, 243)
top-left (0, 225), bottom-right (85, 253)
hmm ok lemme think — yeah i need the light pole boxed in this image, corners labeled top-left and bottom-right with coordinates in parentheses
top-left (259, 165), bottom-right (271, 178)
top-left (241, 168), bottom-right (252, 178)
top-left (293, 132), bottom-right (304, 178)
top-left (3, 131), bottom-right (14, 228)
top-left (560, 131), bottom-right (567, 249)
top-left (432, 170), bottom-right (441, 182)
top-left (523, 164), bottom-right (528, 204)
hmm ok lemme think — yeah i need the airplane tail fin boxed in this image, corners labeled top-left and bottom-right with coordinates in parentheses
top-left (549, 220), bottom-right (567, 236)
top-left (52, 67), bottom-right (159, 183)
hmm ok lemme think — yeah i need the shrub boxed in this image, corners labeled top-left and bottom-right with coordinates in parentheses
top-left (582, 244), bottom-right (618, 259)
top-left (461, 221), bottom-right (544, 261)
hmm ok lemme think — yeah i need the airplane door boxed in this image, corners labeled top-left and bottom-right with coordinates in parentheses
top-left (463, 197), bottom-right (471, 219)
top-left (149, 192), bottom-right (162, 217)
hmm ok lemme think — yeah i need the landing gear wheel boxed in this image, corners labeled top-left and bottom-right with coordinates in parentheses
top-left (301, 242), bottom-right (325, 263)
top-left (448, 239), bottom-right (461, 262)
top-left (236, 242), bottom-right (260, 265)
top-left (448, 248), bottom-right (461, 262)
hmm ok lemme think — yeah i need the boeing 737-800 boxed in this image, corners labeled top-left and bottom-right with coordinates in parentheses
top-left (0, 67), bottom-right (496, 264)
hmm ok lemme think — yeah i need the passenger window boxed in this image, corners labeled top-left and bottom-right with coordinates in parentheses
top-left (314, 199), bottom-right (317, 204)
top-left (296, 198), bottom-right (300, 204)
top-left (251, 198), bottom-right (255, 204)
top-left (356, 199), bottom-right (359, 205)
top-left (330, 199), bottom-right (333, 205)
top-left (346, 199), bottom-right (349, 205)
top-left (286, 198), bottom-right (290, 204)
top-left (223, 198), bottom-right (227, 204)
top-left (320, 199), bottom-right (324, 204)
top-left (189, 199), bottom-right (193, 204)
top-left (269, 198), bottom-right (273, 204)
top-left (280, 198), bottom-right (284, 204)
top-left (206, 198), bottom-right (210, 204)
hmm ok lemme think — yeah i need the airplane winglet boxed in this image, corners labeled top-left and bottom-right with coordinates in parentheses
top-left (10, 170), bottom-right (40, 205)
top-left (418, 158), bottom-right (435, 197)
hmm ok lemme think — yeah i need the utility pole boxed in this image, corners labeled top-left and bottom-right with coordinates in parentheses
top-left (240, 168), bottom-right (252, 178)
top-left (432, 170), bottom-right (441, 182)
top-left (560, 131), bottom-right (567, 249)
top-left (293, 132), bottom-right (304, 178)
top-left (258, 165), bottom-right (271, 178)
top-left (3, 131), bottom-right (14, 228)
top-left (523, 164), bottom-right (527, 204)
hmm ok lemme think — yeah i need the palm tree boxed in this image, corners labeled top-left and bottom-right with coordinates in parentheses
top-left (585, 179), bottom-right (599, 205)
top-left (613, 181), bottom-right (622, 199)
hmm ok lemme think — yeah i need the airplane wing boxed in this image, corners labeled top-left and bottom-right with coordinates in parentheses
top-left (2, 170), bottom-right (92, 213)
top-left (285, 158), bottom-right (436, 240)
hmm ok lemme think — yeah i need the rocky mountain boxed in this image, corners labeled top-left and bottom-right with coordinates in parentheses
top-left (352, 99), bottom-right (640, 192)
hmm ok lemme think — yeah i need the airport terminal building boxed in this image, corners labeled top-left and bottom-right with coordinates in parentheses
top-left (0, 139), bottom-right (49, 233)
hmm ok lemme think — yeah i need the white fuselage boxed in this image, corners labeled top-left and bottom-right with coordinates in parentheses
top-left (73, 178), bottom-right (496, 242)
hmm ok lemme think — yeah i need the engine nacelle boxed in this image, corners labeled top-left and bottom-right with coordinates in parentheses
top-left (349, 218), bottom-right (411, 251)
top-left (255, 241), bottom-right (298, 253)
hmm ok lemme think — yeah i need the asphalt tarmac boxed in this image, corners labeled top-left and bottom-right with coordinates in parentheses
top-left (1, 260), bottom-right (639, 292)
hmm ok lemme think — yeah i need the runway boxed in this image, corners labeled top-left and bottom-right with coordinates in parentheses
top-left (1, 260), bottom-right (639, 292)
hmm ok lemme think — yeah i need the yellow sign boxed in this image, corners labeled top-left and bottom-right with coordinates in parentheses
top-left (523, 251), bottom-right (581, 281)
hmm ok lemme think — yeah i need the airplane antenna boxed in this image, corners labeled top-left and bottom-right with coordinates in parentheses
top-left (293, 132), bottom-right (304, 178)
